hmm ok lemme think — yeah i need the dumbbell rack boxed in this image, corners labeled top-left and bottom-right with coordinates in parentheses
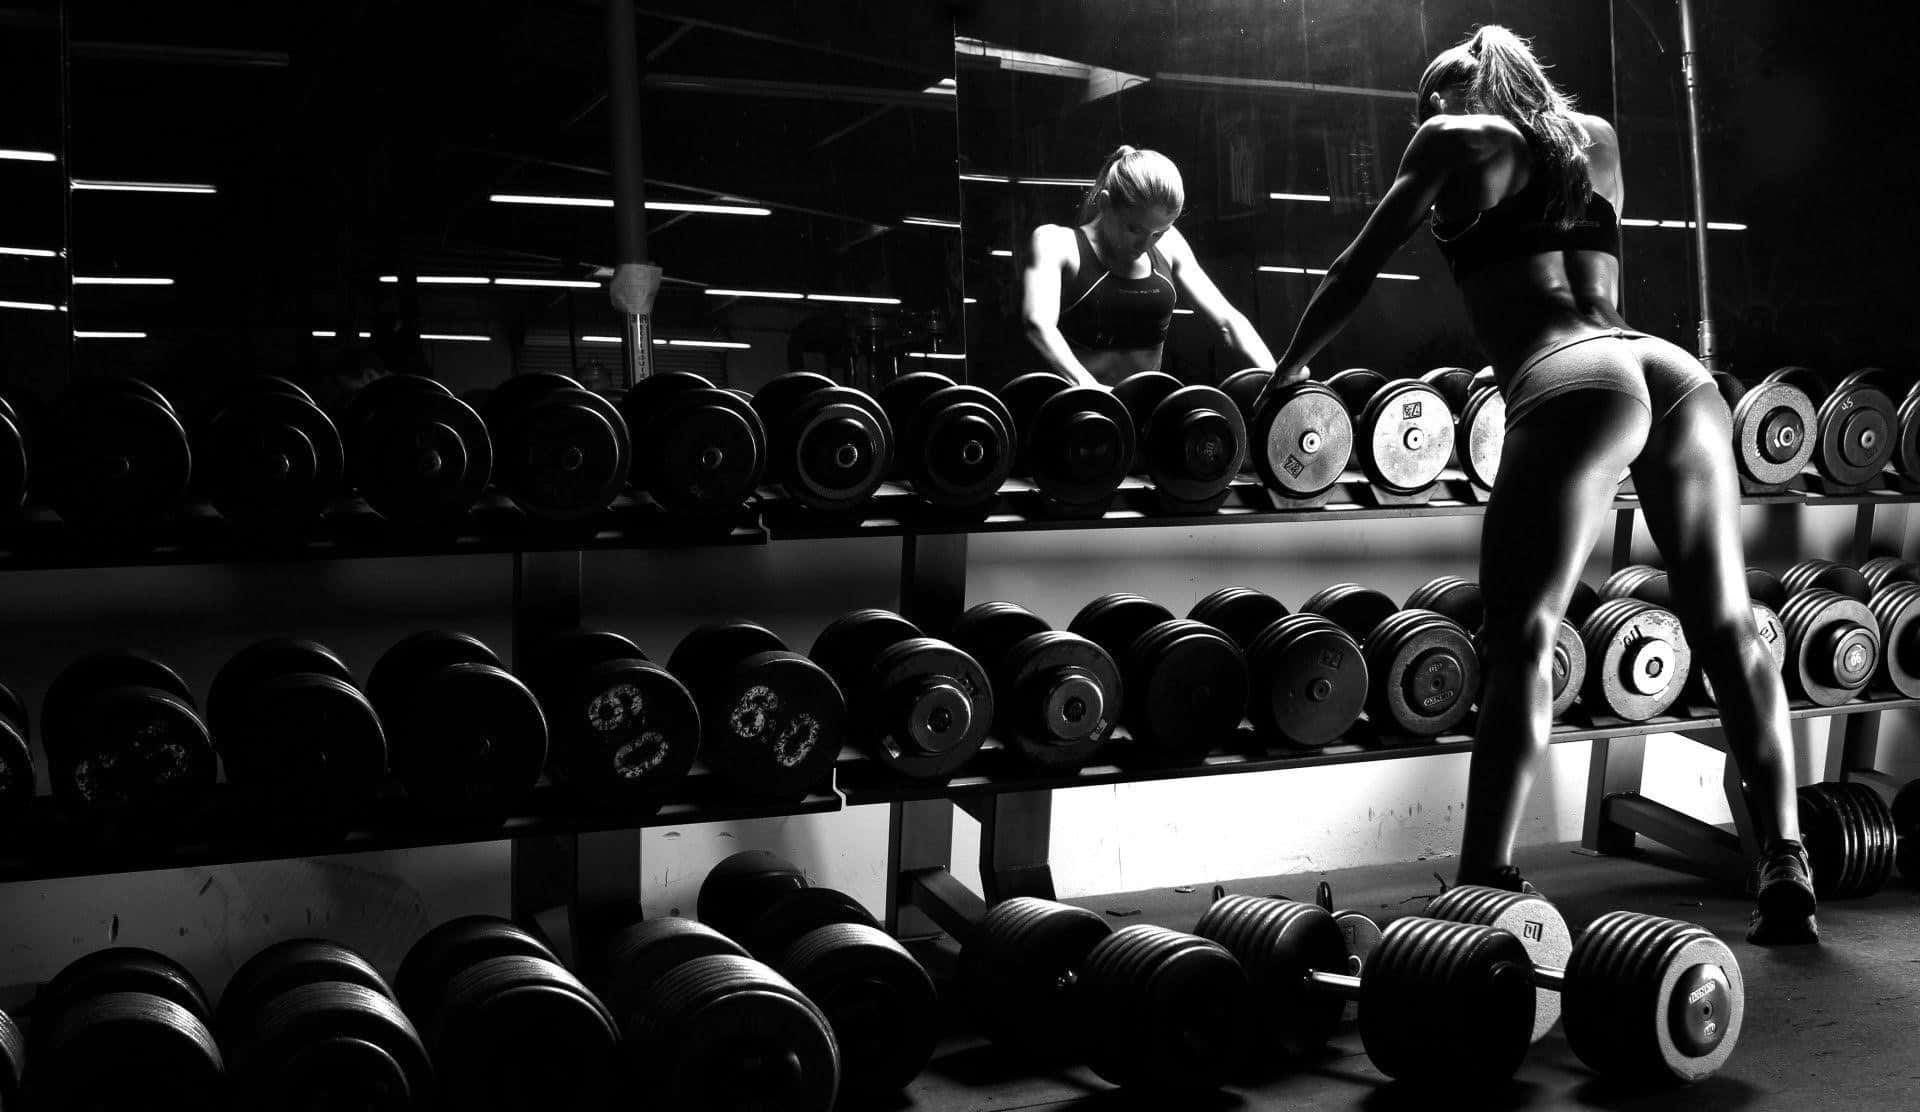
top-left (4, 467), bottom-right (1914, 964)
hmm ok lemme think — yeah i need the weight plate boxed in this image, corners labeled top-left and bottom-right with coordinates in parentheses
top-left (346, 375), bottom-right (492, 524)
top-left (1869, 581), bottom-right (1920, 697)
top-left (1245, 615), bottom-right (1368, 749)
top-left (1027, 385), bottom-right (1135, 508)
top-left (1144, 385), bottom-right (1248, 506)
top-left (1357, 380), bottom-right (1454, 494)
top-left (1818, 381), bottom-right (1898, 485)
top-left (742, 886), bottom-right (881, 960)
top-left (1602, 565), bottom-right (1672, 607)
top-left (1193, 894), bottom-right (1348, 1058)
top-left (40, 947), bottom-right (212, 1025)
top-left (491, 384), bottom-right (630, 520)
top-left (395, 916), bottom-right (555, 1026)
top-left (1123, 619), bottom-right (1248, 757)
top-left (694, 651), bottom-right (845, 798)
top-left (1112, 371), bottom-right (1185, 456)
top-left (1782, 558), bottom-right (1871, 602)
top-left (1067, 593), bottom-right (1175, 662)
top-left (1074, 925), bottom-right (1253, 1091)
top-left (809, 610), bottom-right (922, 694)
top-left (30, 992), bottom-right (225, 1108)
top-left (1419, 367), bottom-right (1475, 412)
top-left (1299, 583), bottom-right (1399, 642)
top-left (749, 371), bottom-right (838, 436)
top-left (217, 672), bottom-right (387, 810)
top-left (1366, 609), bottom-right (1479, 736)
top-left (1746, 568), bottom-right (1788, 611)
top-left (955, 898), bottom-right (1111, 1062)
top-left (946, 602), bottom-right (1053, 673)
top-left (1562, 911), bottom-right (1743, 1084)
top-left (626, 379), bottom-right (767, 513)
top-left (1729, 380), bottom-right (1817, 486)
top-left (1249, 381), bottom-right (1353, 498)
top-left (1359, 918), bottom-right (1535, 1083)
top-left (432, 955), bottom-right (620, 1111)
top-left (1779, 589), bottom-right (1879, 706)
top-left (1404, 576), bottom-right (1483, 630)
top-left (996, 373), bottom-right (1067, 477)
top-left (1860, 556), bottom-right (1920, 595)
top-left (42, 380), bottom-right (193, 530)
top-left (1325, 368), bottom-right (1388, 415)
top-left (1692, 602), bottom-right (1787, 706)
top-left (1458, 385), bottom-right (1507, 489)
top-left (602, 917), bottom-right (749, 1022)
top-left (1425, 885), bottom-right (1573, 1043)
top-left (876, 371), bottom-right (956, 456)
top-left (1189, 586), bottom-right (1290, 651)
top-left (780, 386), bottom-right (892, 511)
top-left (233, 982), bottom-right (429, 1111)
top-left (777, 922), bottom-right (937, 1097)
top-left (1217, 368), bottom-right (1268, 421)
top-left (903, 385), bottom-right (1015, 507)
top-left (216, 939), bottom-right (392, 1043)
top-left (1566, 580), bottom-right (1603, 626)
top-left (1551, 619), bottom-right (1588, 720)
top-left (45, 688), bottom-right (215, 811)
top-left (630, 954), bottom-right (839, 1112)
top-left (1581, 598), bottom-right (1691, 721)
top-left (201, 385), bottom-right (345, 531)
top-left (545, 656), bottom-right (700, 801)
top-left (996, 631), bottom-right (1121, 768)
top-left (0, 714), bottom-right (31, 810)
top-left (367, 630), bottom-right (502, 720)
top-left (860, 637), bottom-right (994, 779)
top-left (386, 663), bottom-right (549, 810)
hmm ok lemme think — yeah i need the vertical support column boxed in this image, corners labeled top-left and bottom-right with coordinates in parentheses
top-left (1584, 508), bottom-right (1646, 853)
top-left (606, 0), bottom-right (654, 385)
top-left (889, 533), bottom-right (971, 937)
top-left (1676, 0), bottom-right (1717, 368)
top-left (975, 791), bottom-right (1056, 903)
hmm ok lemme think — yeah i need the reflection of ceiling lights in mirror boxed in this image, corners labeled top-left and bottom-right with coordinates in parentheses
top-left (312, 331), bottom-right (374, 338)
top-left (0, 149), bottom-right (56, 162)
top-left (488, 193), bottom-right (771, 216)
top-left (959, 174), bottom-right (1012, 184)
top-left (806, 294), bottom-right (902, 305)
top-left (1261, 265), bottom-right (1419, 281)
top-left (1173, 309), bottom-right (1194, 315)
top-left (379, 276), bottom-right (491, 285)
top-left (902, 216), bottom-right (960, 229)
top-left (907, 352), bottom-right (966, 360)
top-left (73, 276), bottom-right (174, 286)
top-left (495, 278), bottom-right (602, 288)
top-left (1270, 192), bottom-right (1333, 203)
top-left (706, 289), bottom-right (900, 305)
top-left (420, 333), bottom-right (491, 342)
top-left (990, 249), bottom-right (1013, 257)
top-left (0, 246), bottom-right (58, 258)
top-left (1017, 177), bottom-right (1096, 188)
top-left (71, 179), bottom-right (216, 194)
top-left (0, 300), bottom-right (60, 312)
top-left (1621, 218), bottom-right (1747, 231)
top-left (706, 288), bottom-right (804, 300)
top-left (922, 78), bottom-right (956, 95)
top-left (583, 335), bottom-right (750, 349)
top-left (74, 330), bottom-right (147, 339)
top-left (954, 37), bottom-right (1146, 100)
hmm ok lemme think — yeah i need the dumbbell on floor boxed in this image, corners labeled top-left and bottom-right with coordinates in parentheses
top-left (876, 371), bottom-right (1016, 510)
top-left (600, 917), bottom-right (840, 1111)
top-left (1218, 368), bottom-right (1355, 501)
top-left (620, 371), bottom-right (767, 514)
top-left (1405, 574), bottom-right (1588, 721)
top-left (1325, 369), bottom-right (1456, 498)
top-left (480, 371), bottom-right (631, 521)
top-left (1711, 372), bottom-right (1818, 488)
top-left (947, 601), bottom-right (1122, 769)
top-left (1795, 781), bottom-right (1897, 898)
top-left (1068, 592), bottom-right (1248, 758)
top-left (697, 851), bottom-right (937, 1097)
top-left (343, 375), bottom-right (493, 527)
top-left (666, 621), bottom-right (846, 797)
top-left (41, 650), bottom-right (217, 818)
top-left (367, 631), bottom-right (548, 817)
top-left (1760, 367), bottom-right (1897, 488)
top-left (522, 630), bottom-right (702, 808)
top-left (41, 377), bottom-right (193, 534)
top-left (809, 609), bottom-right (993, 779)
top-left (750, 371), bottom-right (893, 512)
top-left (196, 375), bottom-right (345, 537)
top-left (1112, 371), bottom-right (1249, 512)
top-left (397, 916), bottom-right (619, 1110)
top-left (1300, 584), bottom-right (1480, 737)
top-left (1189, 586), bottom-right (1368, 749)
top-left (216, 939), bottom-right (431, 1109)
top-left (28, 947), bottom-right (224, 1108)
top-left (997, 373), bottom-right (1136, 515)
top-left (1420, 365), bottom-right (1507, 491)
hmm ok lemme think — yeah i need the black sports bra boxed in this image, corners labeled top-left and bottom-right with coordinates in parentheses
top-left (1429, 170), bottom-right (1621, 279)
top-left (1056, 226), bottom-right (1178, 351)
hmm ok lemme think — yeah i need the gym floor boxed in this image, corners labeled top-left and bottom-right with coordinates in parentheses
top-left (889, 839), bottom-right (1915, 1111)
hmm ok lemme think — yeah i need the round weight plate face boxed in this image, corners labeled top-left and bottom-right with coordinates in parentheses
top-left (366, 631), bottom-right (501, 724)
top-left (1783, 593), bottom-right (1879, 706)
top-left (862, 638), bottom-right (994, 778)
top-left (1819, 384), bottom-right (1896, 484)
top-left (1111, 371), bottom-right (1184, 447)
top-left (1459, 387), bottom-right (1507, 489)
top-left (697, 850), bottom-right (809, 933)
top-left (1563, 912), bottom-right (1744, 1084)
top-left (1028, 386), bottom-right (1134, 506)
top-left (219, 673), bottom-right (387, 801)
top-left (1369, 613), bottom-right (1478, 736)
top-left (390, 664), bottom-right (548, 808)
top-left (701, 652), bottom-right (845, 797)
top-left (1584, 600), bottom-right (1691, 721)
top-left (1730, 382), bottom-right (1817, 485)
top-left (1126, 621), bottom-right (1248, 756)
top-left (638, 962), bottom-right (839, 1112)
top-left (1002, 633), bottom-right (1121, 768)
top-left (480, 373), bottom-right (579, 425)
top-left (642, 387), bottom-right (766, 512)
top-left (48, 692), bottom-right (214, 811)
top-left (1189, 586), bottom-right (1290, 651)
top-left (1358, 381), bottom-right (1454, 494)
top-left (348, 381), bottom-right (492, 523)
top-left (1250, 383), bottom-right (1352, 497)
top-left (906, 387), bottom-right (1015, 506)
top-left (1148, 385), bottom-right (1248, 504)
top-left (809, 610), bottom-right (922, 692)
top-left (495, 389), bottom-right (630, 520)
top-left (779, 388), bottom-right (891, 510)
top-left (550, 659), bottom-right (700, 799)
top-left (201, 386), bottom-right (340, 526)
top-left (777, 924), bottom-right (937, 1096)
top-left (1246, 616), bottom-right (1367, 748)
top-left (44, 387), bottom-right (193, 529)
top-left (1551, 620), bottom-right (1587, 720)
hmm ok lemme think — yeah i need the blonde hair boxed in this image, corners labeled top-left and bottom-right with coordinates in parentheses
top-left (1077, 146), bottom-right (1185, 225)
top-left (1416, 25), bottom-right (1592, 226)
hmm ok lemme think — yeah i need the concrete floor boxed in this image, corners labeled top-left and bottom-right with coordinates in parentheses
top-left (880, 838), bottom-right (1920, 1111)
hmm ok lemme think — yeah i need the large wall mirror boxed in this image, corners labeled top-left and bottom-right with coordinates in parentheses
top-left (956, 1), bottom-right (1616, 389)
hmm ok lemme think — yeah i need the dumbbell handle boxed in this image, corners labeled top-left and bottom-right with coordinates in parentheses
top-left (1306, 956), bottom-right (1551, 996)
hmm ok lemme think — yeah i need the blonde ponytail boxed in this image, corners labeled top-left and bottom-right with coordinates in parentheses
top-left (1077, 146), bottom-right (1185, 225)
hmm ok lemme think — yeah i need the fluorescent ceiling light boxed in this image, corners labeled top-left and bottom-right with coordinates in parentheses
top-left (1622, 217), bottom-right (1747, 231)
top-left (495, 277), bottom-right (602, 288)
top-left (706, 288), bottom-right (804, 300)
top-left (807, 293), bottom-right (901, 305)
top-left (491, 193), bottom-right (612, 208)
top-left (964, 297), bottom-right (978, 304)
top-left (1378, 272), bottom-right (1419, 281)
top-left (583, 335), bottom-right (622, 343)
top-left (420, 333), bottom-right (490, 342)
top-left (1173, 308), bottom-right (1195, 315)
top-left (75, 330), bottom-right (147, 339)
top-left (73, 276), bottom-right (174, 285)
top-left (0, 299), bottom-right (60, 311)
top-left (1270, 192), bottom-right (1333, 202)
top-left (71, 178), bottom-right (216, 194)
top-left (0, 246), bottom-right (59, 258)
top-left (646, 200), bottom-right (772, 215)
top-left (907, 352), bottom-right (966, 360)
top-left (1019, 177), bottom-right (1097, 188)
top-left (922, 80), bottom-right (956, 96)
top-left (903, 216), bottom-right (961, 229)
top-left (1259, 265), bottom-right (1417, 281)
top-left (379, 275), bottom-right (491, 285)
top-left (669, 339), bottom-right (750, 349)
top-left (311, 330), bottom-right (373, 338)
top-left (0, 149), bottom-right (56, 163)
top-left (488, 193), bottom-right (771, 216)
top-left (960, 173), bottom-right (1012, 184)
top-left (990, 249), bottom-right (1013, 257)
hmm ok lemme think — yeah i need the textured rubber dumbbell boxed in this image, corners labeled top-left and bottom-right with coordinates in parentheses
top-left (953, 897), bottom-right (1112, 1062)
top-left (1404, 575), bottom-right (1586, 721)
top-left (1068, 592), bottom-right (1248, 757)
top-left (1868, 577), bottom-right (1920, 697)
top-left (1779, 588), bottom-right (1880, 706)
top-left (1423, 885), bottom-right (1574, 1043)
top-left (479, 371), bottom-right (631, 521)
top-left (0, 680), bottom-right (33, 818)
top-left (1070, 923), bottom-right (1256, 1091)
top-left (1191, 587), bottom-right (1366, 748)
top-left (1860, 556), bottom-right (1920, 596)
top-left (1599, 565), bottom-right (1782, 708)
top-left (1796, 781), bottom-right (1897, 899)
top-left (666, 621), bottom-right (846, 797)
top-left (697, 852), bottom-right (936, 1097)
top-left (601, 917), bottom-right (840, 1112)
top-left (1576, 597), bottom-right (1693, 720)
top-left (40, 376), bottom-right (193, 533)
top-left (27, 947), bottom-right (224, 1108)
top-left (0, 389), bottom-right (27, 515)
top-left (808, 609), bottom-right (992, 779)
top-left (1890, 779), bottom-right (1920, 883)
top-left (40, 650), bottom-right (216, 816)
top-left (367, 631), bottom-right (548, 815)
top-left (522, 630), bottom-right (700, 807)
top-left (1301, 584), bottom-right (1480, 737)
top-left (1112, 371), bottom-right (1249, 512)
top-left (1833, 368), bottom-right (1920, 482)
top-left (197, 375), bottom-right (344, 537)
top-left (875, 371), bottom-right (1016, 510)
top-left (397, 916), bottom-right (619, 1111)
top-left (619, 371), bottom-right (767, 514)
top-left (1600, 563), bottom-right (1674, 608)
top-left (1324, 368), bottom-right (1456, 497)
top-left (1711, 372), bottom-right (1818, 488)
top-left (750, 371), bottom-right (893, 512)
top-left (1218, 368), bottom-right (1355, 500)
top-left (995, 372), bottom-right (1135, 515)
top-left (343, 374), bottom-right (492, 526)
top-left (1420, 365), bottom-right (1506, 490)
top-left (208, 637), bottom-right (386, 829)
top-left (216, 939), bottom-right (431, 1110)
top-left (947, 601), bottom-right (1122, 769)
top-left (1760, 367), bottom-right (1896, 487)
top-left (1781, 557), bottom-right (1872, 602)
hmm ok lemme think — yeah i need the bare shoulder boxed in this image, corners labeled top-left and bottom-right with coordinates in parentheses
top-left (1027, 222), bottom-right (1078, 266)
top-left (1413, 113), bottom-right (1523, 165)
top-left (1576, 113), bottom-right (1619, 153)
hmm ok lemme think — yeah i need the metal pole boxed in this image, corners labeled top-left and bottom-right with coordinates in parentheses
top-left (606, 0), bottom-right (655, 386)
top-left (1676, 0), bottom-right (1716, 368)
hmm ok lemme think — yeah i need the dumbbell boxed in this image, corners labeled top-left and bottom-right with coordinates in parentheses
top-left (1418, 887), bottom-right (1745, 1084)
top-left (1710, 372), bottom-right (1818, 488)
top-left (27, 947), bottom-right (224, 1108)
top-left (207, 637), bottom-right (387, 827)
top-left (875, 370), bottom-right (1015, 509)
top-left (1760, 367), bottom-right (1897, 487)
top-left (367, 631), bottom-right (548, 814)
top-left (1600, 565), bottom-right (1785, 708)
top-left (1781, 557), bottom-right (1872, 602)
top-left (0, 680), bottom-right (32, 817)
top-left (1325, 368), bottom-right (1456, 497)
top-left (1405, 575), bottom-right (1587, 721)
top-left (1067, 592), bottom-right (1248, 757)
top-left (1299, 584), bottom-right (1480, 737)
top-left (397, 915), bottom-right (619, 1110)
top-left (520, 630), bottom-right (701, 806)
top-left (40, 650), bottom-right (216, 815)
top-left (996, 372), bottom-right (1135, 514)
top-left (1420, 365), bottom-right (1506, 490)
top-left (1112, 370), bottom-right (1249, 512)
top-left (1866, 569), bottom-right (1920, 697)
top-left (749, 371), bottom-right (893, 512)
top-left (1188, 586), bottom-right (1368, 749)
top-left (697, 852), bottom-right (937, 1097)
top-left (0, 388), bottom-right (27, 514)
top-left (215, 939), bottom-right (431, 1109)
top-left (1218, 368), bottom-right (1355, 500)
top-left (1795, 781), bottom-right (1896, 899)
top-left (1778, 586), bottom-right (1880, 706)
top-left (946, 601), bottom-right (1122, 768)
top-left (1562, 590), bottom-right (1692, 721)
top-left (666, 621), bottom-right (846, 797)
top-left (196, 375), bottom-right (345, 536)
top-left (479, 371), bottom-right (631, 521)
top-left (599, 917), bottom-right (840, 1111)
top-left (1828, 368), bottom-right (1920, 481)
top-left (1889, 779), bottom-right (1920, 882)
top-left (808, 609), bottom-right (993, 779)
top-left (619, 370), bottom-right (767, 514)
top-left (342, 374), bottom-right (492, 526)
top-left (1860, 556), bottom-right (1920, 595)
top-left (955, 896), bottom-right (1253, 1091)
top-left (39, 377), bottom-right (193, 533)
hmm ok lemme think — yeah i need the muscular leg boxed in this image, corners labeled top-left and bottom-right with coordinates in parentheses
top-left (1457, 391), bottom-right (1651, 881)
